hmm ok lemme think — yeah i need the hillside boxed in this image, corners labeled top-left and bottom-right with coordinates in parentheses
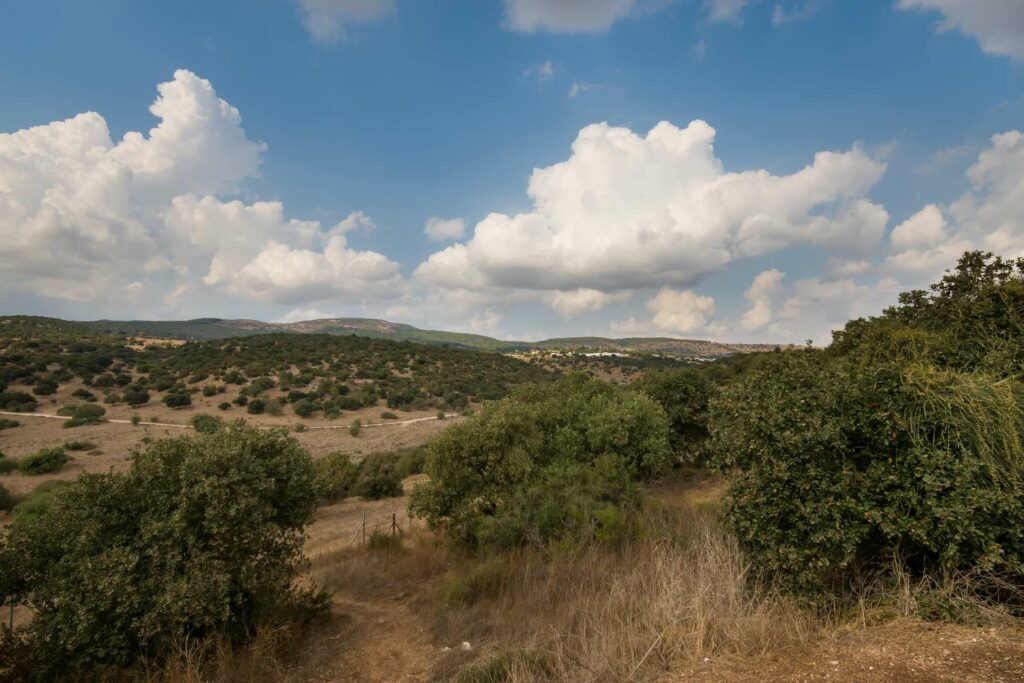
top-left (2, 316), bottom-right (779, 357)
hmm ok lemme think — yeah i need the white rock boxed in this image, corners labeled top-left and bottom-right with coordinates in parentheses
top-left (461, 641), bottom-right (472, 651)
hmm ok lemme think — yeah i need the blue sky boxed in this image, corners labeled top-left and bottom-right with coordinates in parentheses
top-left (1, 0), bottom-right (1022, 343)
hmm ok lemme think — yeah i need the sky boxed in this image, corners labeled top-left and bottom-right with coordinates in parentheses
top-left (1, 0), bottom-right (1022, 344)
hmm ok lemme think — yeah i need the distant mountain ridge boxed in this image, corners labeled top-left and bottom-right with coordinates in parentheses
top-left (3, 315), bottom-right (780, 357)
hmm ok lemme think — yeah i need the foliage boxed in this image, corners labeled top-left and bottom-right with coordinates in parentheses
top-left (17, 447), bottom-right (70, 475)
top-left (349, 418), bottom-right (361, 437)
top-left (162, 392), bottom-right (191, 409)
top-left (0, 454), bottom-right (16, 474)
top-left (0, 483), bottom-right (12, 511)
top-left (634, 367), bottom-right (713, 461)
top-left (63, 403), bottom-right (106, 428)
top-left (710, 349), bottom-right (1024, 594)
top-left (410, 374), bottom-right (672, 550)
top-left (313, 452), bottom-right (359, 504)
top-left (0, 418), bottom-right (18, 430)
top-left (63, 440), bottom-right (96, 452)
top-left (350, 455), bottom-right (403, 500)
top-left (190, 413), bottom-right (224, 434)
top-left (8, 481), bottom-right (69, 524)
top-left (0, 392), bottom-right (37, 412)
top-left (0, 424), bottom-right (321, 675)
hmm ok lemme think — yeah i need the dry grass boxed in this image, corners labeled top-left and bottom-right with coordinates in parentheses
top-left (427, 504), bottom-right (821, 682)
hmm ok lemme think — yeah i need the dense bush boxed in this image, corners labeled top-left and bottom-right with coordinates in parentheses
top-left (0, 483), bottom-right (14, 512)
top-left (0, 392), bottom-right (37, 412)
top-left (63, 440), bottom-right (96, 452)
top-left (0, 453), bottom-right (16, 474)
top-left (122, 387), bottom-right (150, 406)
top-left (711, 348), bottom-right (1024, 594)
top-left (189, 413), bottom-right (223, 434)
top-left (0, 424), bottom-right (321, 676)
top-left (313, 452), bottom-right (360, 504)
top-left (410, 374), bottom-right (672, 550)
top-left (162, 392), bottom-right (191, 409)
top-left (0, 418), bottom-right (19, 430)
top-left (247, 398), bottom-right (266, 415)
top-left (17, 447), bottom-right (70, 475)
top-left (63, 403), bottom-right (106, 428)
top-left (634, 367), bottom-right (713, 461)
top-left (350, 456), bottom-right (403, 500)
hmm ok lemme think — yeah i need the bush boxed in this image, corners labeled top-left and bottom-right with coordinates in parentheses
top-left (18, 447), bottom-right (70, 475)
top-left (351, 455), bottom-right (403, 500)
top-left (63, 440), bottom-right (96, 452)
top-left (0, 418), bottom-right (19, 430)
top-left (710, 350), bottom-right (1024, 594)
top-left (162, 392), bottom-right (191, 409)
top-left (634, 367), bottom-right (713, 461)
top-left (292, 398), bottom-right (317, 418)
top-left (122, 387), bottom-right (150, 406)
top-left (380, 411), bottom-right (398, 420)
top-left (0, 454), bottom-right (16, 474)
top-left (410, 374), bottom-right (672, 550)
top-left (313, 452), bottom-right (360, 504)
top-left (202, 384), bottom-right (219, 397)
top-left (131, 415), bottom-right (141, 425)
top-left (0, 483), bottom-right (14, 512)
top-left (71, 388), bottom-right (97, 402)
top-left (247, 398), bottom-right (266, 415)
top-left (32, 380), bottom-right (57, 396)
top-left (0, 424), bottom-right (321, 675)
top-left (349, 418), bottom-right (361, 437)
top-left (190, 413), bottom-right (223, 434)
top-left (218, 401), bottom-right (232, 411)
top-left (63, 403), bottom-right (106, 428)
top-left (0, 391), bottom-right (37, 412)
top-left (436, 410), bottom-right (446, 420)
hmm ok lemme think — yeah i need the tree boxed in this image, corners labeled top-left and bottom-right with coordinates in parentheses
top-left (410, 374), bottom-right (672, 550)
top-left (0, 424), bottom-right (320, 675)
top-left (634, 368), bottom-right (713, 461)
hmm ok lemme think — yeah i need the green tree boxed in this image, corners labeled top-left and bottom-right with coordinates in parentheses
top-left (0, 424), bottom-right (320, 676)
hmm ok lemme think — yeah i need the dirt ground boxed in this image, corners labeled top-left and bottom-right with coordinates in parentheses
top-left (0, 378), bottom-right (456, 497)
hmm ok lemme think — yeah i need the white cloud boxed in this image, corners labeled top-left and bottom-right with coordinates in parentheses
top-left (704, 0), bottom-right (755, 23)
top-left (647, 288), bottom-right (717, 334)
top-left (416, 119), bottom-right (887, 305)
top-left (549, 288), bottom-right (630, 318)
top-left (898, 0), bottom-right (1024, 60)
top-left (423, 216), bottom-right (467, 242)
top-left (0, 70), bottom-right (401, 310)
top-left (567, 81), bottom-right (599, 98)
top-left (887, 130), bottom-right (1024, 278)
top-left (524, 60), bottom-right (556, 85)
top-left (504, 0), bottom-right (638, 34)
top-left (740, 268), bottom-right (784, 331)
top-left (771, 0), bottom-right (827, 25)
top-left (294, 0), bottom-right (395, 42)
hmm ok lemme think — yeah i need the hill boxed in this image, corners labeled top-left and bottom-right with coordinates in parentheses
top-left (8, 316), bottom-right (780, 357)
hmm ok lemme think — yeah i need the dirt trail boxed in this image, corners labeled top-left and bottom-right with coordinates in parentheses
top-left (326, 596), bottom-right (437, 683)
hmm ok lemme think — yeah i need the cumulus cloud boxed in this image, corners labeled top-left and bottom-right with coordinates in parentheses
top-left (294, 0), bottom-right (395, 42)
top-left (549, 288), bottom-right (630, 318)
top-left (887, 130), bottom-right (1024, 278)
top-left (740, 268), bottom-right (785, 332)
top-left (898, 0), bottom-right (1024, 60)
top-left (504, 0), bottom-right (638, 34)
top-left (0, 70), bottom-right (401, 310)
top-left (423, 216), bottom-right (467, 242)
top-left (416, 119), bottom-right (887, 305)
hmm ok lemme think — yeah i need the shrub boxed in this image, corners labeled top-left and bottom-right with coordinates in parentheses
top-left (63, 403), bottom-right (106, 428)
top-left (0, 424), bottom-right (321, 675)
top-left (71, 388), bottom-right (97, 402)
top-left (0, 454), bottom-right (16, 474)
top-left (162, 392), bottom-right (191, 409)
top-left (9, 481), bottom-right (70, 524)
top-left (710, 350), bottom-right (1024, 594)
top-left (202, 384), bottom-right (219, 397)
top-left (436, 410), bottom-right (446, 420)
top-left (0, 391), bottom-right (37, 412)
top-left (122, 387), bottom-right (150, 406)
top-left (292, 398), bottom-right (317, 418)
top-left (131, 415), bottom-right (141, 426)
top-left (190, 413), bottom-right (223, 434)
top-left (313, 452), bottom-right (359, 504)
top-left (366, 530), bottom-right (402, 551)
top-left (634, 367), bottom-right (713, 461)
top-left (63, 440), bottom-right (96, 452)
top-left (0, 418), bottom-right (19, 430)
top-left (247, 398), bottom-right (266, 415)
top-left (349, 418), bottom-right (361, 437)
top-left (233, 395), bottom-right (249, 406)
top-left (380, 411), bottom-right (398, 420)
top-left (410, 374), bottom-right (671, 550)
top-left (218, 401), bottom-right (232, 411)
top-left (32, 380), bottom-right (57, 396)
top-left (351, 455), bottom-right (403, 500)
top-left (18, 447), bottom-right (70, 475)
top-left (0, 483), bottom-right (14, 512)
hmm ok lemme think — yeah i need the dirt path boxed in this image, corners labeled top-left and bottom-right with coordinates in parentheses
top-left (664, 619), bottom-right (1024, 682)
